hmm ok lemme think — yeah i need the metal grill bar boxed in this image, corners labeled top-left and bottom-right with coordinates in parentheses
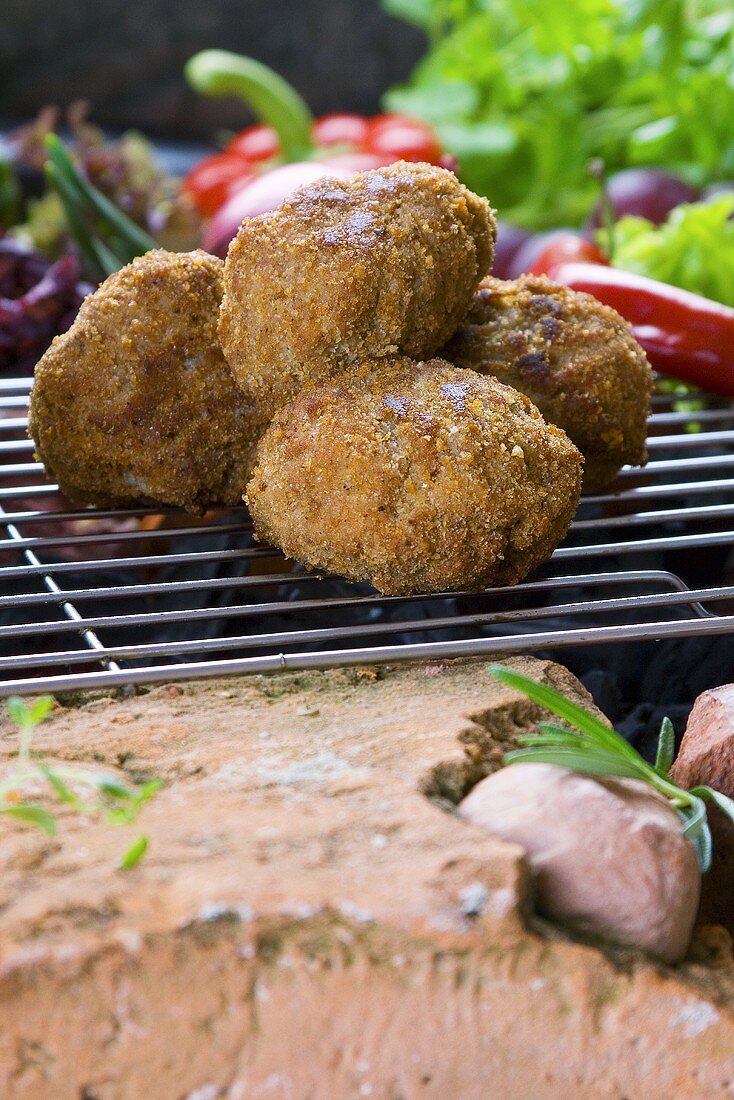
top-left (0, 569), bottom-right (693, 610)
top-left (2, 585), bottom-right (727, 668)
top-left (2, 616), bottom-right (733, 697)
top-left (1, 378), bottom-right (732, 696)
top-left (5, 579), bottom-right (726, 645)
top-left (0, 503), bottom-right (119, 679)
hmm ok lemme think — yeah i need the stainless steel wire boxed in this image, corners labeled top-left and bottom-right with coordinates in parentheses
top-left (1, 376), bottom-right (732, 695)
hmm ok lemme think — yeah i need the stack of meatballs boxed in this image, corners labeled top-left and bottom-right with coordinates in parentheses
top-left (29, 162), bottom-right (653, 595)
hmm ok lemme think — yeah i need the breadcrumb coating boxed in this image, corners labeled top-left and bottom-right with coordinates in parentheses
top-left (442, 275), bottom-right (653, 489)
top-left (219, 161), bottom-right (496, 419)
top-left (29, 249), bottom-right (266, 511)
top-left (246, 358), bottom-right (582, 595)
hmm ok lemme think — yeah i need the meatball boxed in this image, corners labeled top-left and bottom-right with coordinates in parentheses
top-left (219, 161), bottom-right (496, 419)
top-left (29, 249), bottom-right (266, 511)
top-left (441, 275), bottom-right (653, 489)
top-left (246, 359), bottom-right (582, 595)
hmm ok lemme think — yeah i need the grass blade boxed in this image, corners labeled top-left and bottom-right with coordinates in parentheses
top-left (46, 163), bottom-right (111, 278)
top-left (46, 134), bottom-right (157, 256)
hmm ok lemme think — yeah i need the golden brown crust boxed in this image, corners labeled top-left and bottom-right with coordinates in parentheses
top-left (28, 249), bottom-right (267, 511)
top-left (441, 274), bottom-right (653, 490)
top-left (246, 358), bottom-right (582, 595)
top-left (219, 162), bottom-right (496, 420)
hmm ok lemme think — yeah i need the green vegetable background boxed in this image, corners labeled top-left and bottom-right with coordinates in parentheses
top-left (382, 0), bottom-right (734, 228)
top-left (605, 192), bottom-right (734, 306)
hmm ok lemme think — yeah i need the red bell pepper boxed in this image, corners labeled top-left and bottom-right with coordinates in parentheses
top-left (182, 49), bottom-right (451, 248)
top-left (548, 261), bottom-right (734, 398)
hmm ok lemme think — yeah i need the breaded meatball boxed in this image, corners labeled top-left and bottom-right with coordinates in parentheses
top-left (29, 249), bottom-right (266, 511)
top-left (219, 162), bottom-right (496, 419)
top-left (246, 359), bottom-right (582, 595)
top-left (442, 275), bottom-right (653, 489)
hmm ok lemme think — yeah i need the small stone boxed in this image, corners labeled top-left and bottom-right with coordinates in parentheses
top-left (670, 685), bottom-right (734, 794)
top-left (670, 685), bottom-right (734, 932)
top-left (458, 763), bottom-right (700, 963)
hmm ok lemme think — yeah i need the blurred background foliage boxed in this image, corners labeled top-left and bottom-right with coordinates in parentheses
top-left (3, 0), bottom-right (733, 233)
top-left (382, 0), bottom-right (734, 226)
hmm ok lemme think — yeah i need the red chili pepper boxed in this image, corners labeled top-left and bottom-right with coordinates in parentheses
top-left (529, 233), bottom-right (609, 275)
top-left (549, 262), bottom-right (734, 397)
top-left (183, 50), bottom-right (449, 227)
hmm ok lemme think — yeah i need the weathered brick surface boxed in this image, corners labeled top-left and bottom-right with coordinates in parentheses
top-left (0, 657), bottom-right (732, 1099)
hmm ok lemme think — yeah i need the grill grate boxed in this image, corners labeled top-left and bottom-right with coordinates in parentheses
top-left (1, 376), bottom-right (733, 696)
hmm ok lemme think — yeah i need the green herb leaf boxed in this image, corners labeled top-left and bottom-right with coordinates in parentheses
top-left (2, 804), bottom-right (57, 835)
top-left (118, 834), bottom-right (148, 869)
top-left (134, 779), bottom-right (164, 806)
top-left (383, 0), bottom-right (734, 229)
top-left (491, 666), bottom-right (641, 762)
top-left (1, 697), bottom-right (161, 869)
top-left (7, 696), bottom-right (33, 729)
top-left (490, 666), bottom-right (724, 874)
top-left (516, 726), bottom-right (594, 751)
top-left (691, 786), bottom-right (734, 828)
top-left (95, 777), bottom-right (134, 801)
top-left (504, 746), bottom-right (647, 781)
top-left (690, 817), bottom-right (713, 874)
top-left (29, 697), bottom-right (55, 725)
top-left (39, 763), bottom-right (79, 807)
top-left (601, 193), bottom-right (734, 308)
top-left (104, 805), bottom-right (137, 826)
top-left (679, 796), bottom-right (713, 873)
top-left (655, 717), bottom-right (675, 776)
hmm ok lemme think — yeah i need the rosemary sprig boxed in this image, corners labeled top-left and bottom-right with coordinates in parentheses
top-left (491, 665), bottom-right (734, 873)
top-left (44, 134), bottom-right (157, 280)
top-left (1, 696), bottom-right (161, 869)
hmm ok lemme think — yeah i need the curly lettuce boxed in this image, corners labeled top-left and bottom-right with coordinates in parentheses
top-left (602, 191), bottom-right (734, 307)
top-left (383, 0), bottom-right (734, 229)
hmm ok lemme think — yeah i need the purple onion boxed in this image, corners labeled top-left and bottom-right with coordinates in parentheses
top-left (203, 162), bottom-right (354, 258)
top-left (492, 221), bottom-right (531, 279)
top-left (589, 169), bottom-right (700, 228)
top-left (506, 229), bottom-right (580, 279)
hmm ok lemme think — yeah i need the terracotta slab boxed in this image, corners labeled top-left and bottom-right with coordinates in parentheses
top-left (0, 656), bottom-right (732, 1099)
